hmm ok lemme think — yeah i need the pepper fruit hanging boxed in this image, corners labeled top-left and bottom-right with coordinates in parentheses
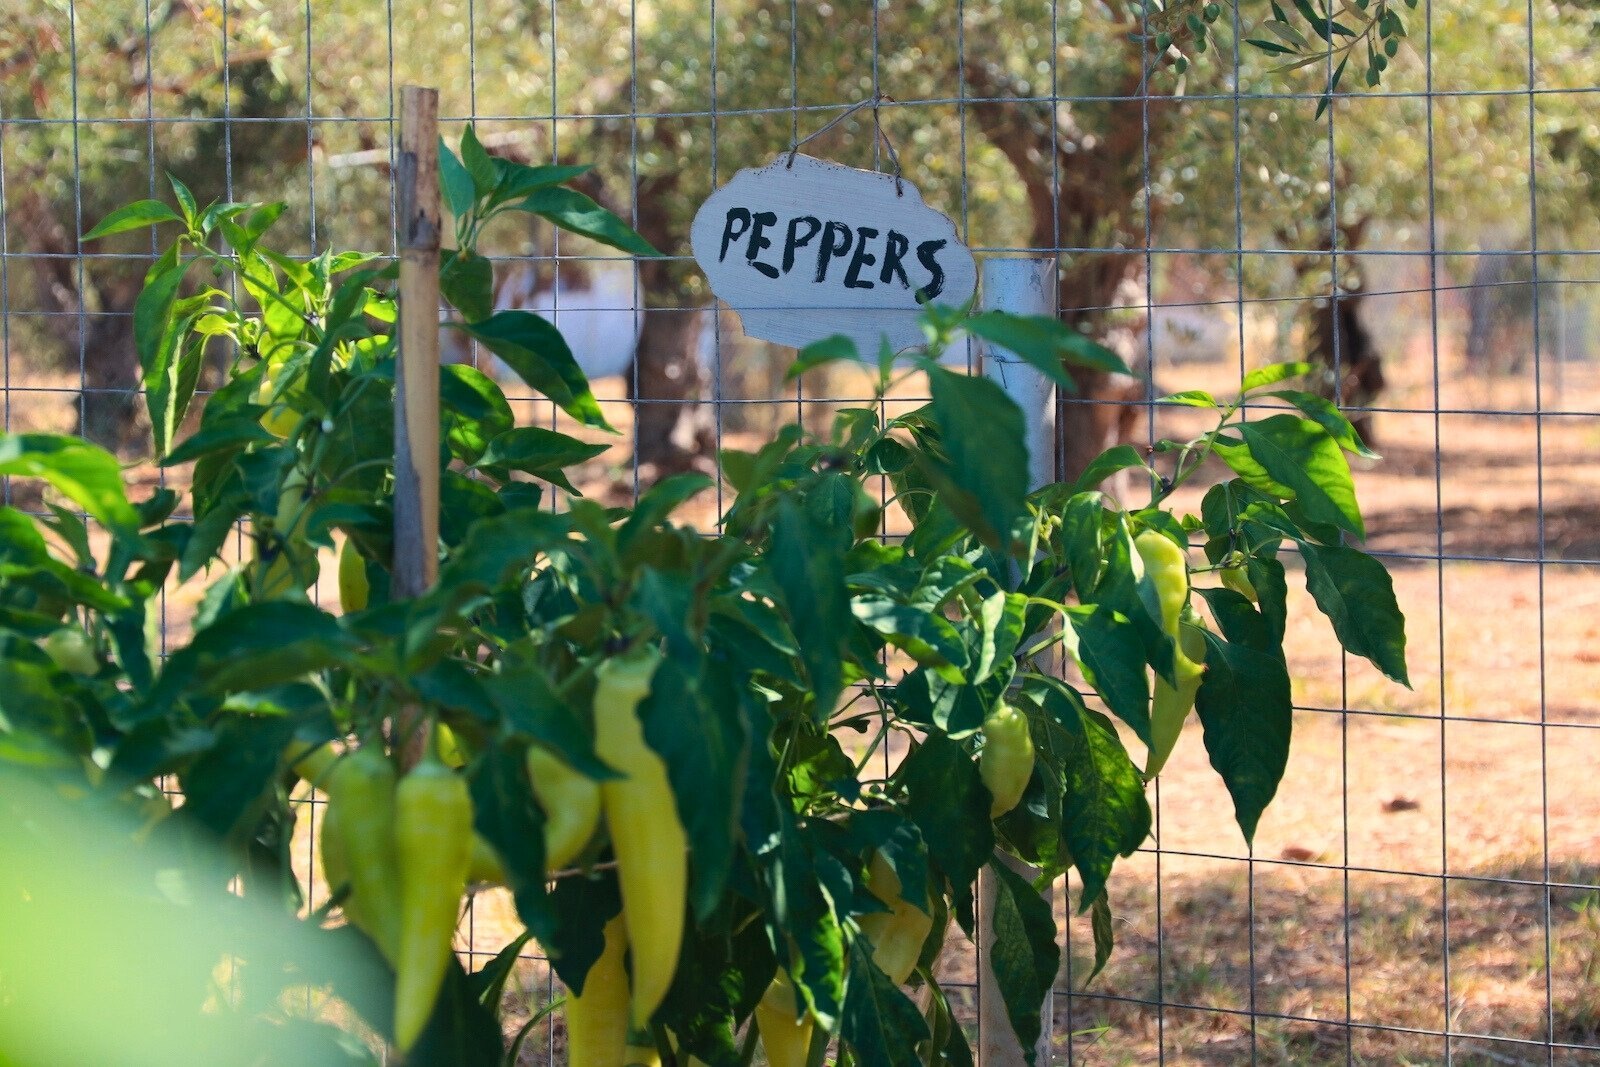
top-left (392, 746), bottom-right (474, 1051)
top-left (337, 539), bottom-right (369, 614)
top-left (321, 746), bottom-right (400, 959)
top-left (978, 701), bottom-right (1035, 819)
top-left (525, 744), bottom-right (603, 873)
top-left (254, 361), bottom-right (302, 439)
top-left (754, 969), bottom-right (814, 1067)
top-left (283, 739), bottom-right (338, 786)
top-left (466, 832), bottom-right (507, 887)
top-left (858, 850), bottom-right (933, 985)
top-left (1220, 550), bottom-right (1258, 603)
top-left (1134, 530), bottom-right (1207, 776)
top-left (593, 644), bottom-right (686, 1029)
top-left (565, 914), bottom-right (630, 1067)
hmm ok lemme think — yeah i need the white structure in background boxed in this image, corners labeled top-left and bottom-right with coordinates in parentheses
top-left (488, 262), bottom-right (644, 381)
top-left (446, 261), bottom-right (718, 386)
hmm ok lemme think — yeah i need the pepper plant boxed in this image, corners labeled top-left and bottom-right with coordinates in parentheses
top-left (0, 130), bottom-right (1407, 1066)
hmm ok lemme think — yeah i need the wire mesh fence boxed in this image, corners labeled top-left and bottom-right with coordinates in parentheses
top-left (2, 0), bottom-right (1598, 1063)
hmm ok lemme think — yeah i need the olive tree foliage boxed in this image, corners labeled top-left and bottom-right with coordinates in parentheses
top-left (0, 0), bottom-right (553, 446)
top-left (1, 2), bottom-right (309, 444)
top-left (6, 0), bottom-right (1597, 462)
top-left (1140, 0), bottom-right (1598, 438)
top-left (1156, 0), bottom-right (1599, 261)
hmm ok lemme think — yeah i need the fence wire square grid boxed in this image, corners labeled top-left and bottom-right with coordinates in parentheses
top-left (2, 0), bottom-right (1598, 1063)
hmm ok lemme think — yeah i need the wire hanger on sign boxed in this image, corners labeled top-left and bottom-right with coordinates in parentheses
top-left (786, 93), bottom-right (905, 196)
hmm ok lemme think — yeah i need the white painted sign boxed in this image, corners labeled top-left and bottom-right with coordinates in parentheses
top-left (690, 153), bottom-right (977, 354)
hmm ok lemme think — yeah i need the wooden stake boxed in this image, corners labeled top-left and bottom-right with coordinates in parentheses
top-left (394, 86), bottom-right (441, 602)
top-left (393, 86), bottom-right (441, 769)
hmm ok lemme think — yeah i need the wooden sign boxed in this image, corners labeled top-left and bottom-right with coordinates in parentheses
top-left (690, 154), bottom-right (977, 354)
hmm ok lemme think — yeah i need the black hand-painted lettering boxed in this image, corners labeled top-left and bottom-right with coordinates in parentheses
top-left (914, 238), bottom-right (948, 301)
top-left (719, 208), bottom-right (752, 263)
top-left (815, 221), bottom-right (853, 283)
top-left (879, 230), bottom-right (912, 289)
top-left (746, 211), bottom-right (779, 279)
top-left (843, 226), bottom-right (880, 290)
top-left (782, 215), bottom-right (822, 275)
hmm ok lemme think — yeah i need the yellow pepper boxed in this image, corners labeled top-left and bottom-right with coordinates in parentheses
top-left (337, 539), bottom-right (369, 614)
top-left (1134, 530), bottom-right (1206, 777)
top-left (525, 745), bottom-right (602, 873)
top-left (254, 363), bottom-right (302, 438)
top-left (754, 970), bottom-right (814, 1067)
top-left (566, 914), bottom-right (630, 1067)
top-left (466, 833), bottom-right (507, 887)
top-left (392, 750), bottom-right (473, 1051)
top-left (978, 701), bottom-right (1035, 819)
top-left (322, 747), bottom-right (400, 959)
top-left (858, 850), bottom-right (933, 985)
top-left (1147, 620), bottom-right (1206, 777)
top-left (284, 739), bottom-right (339, 786)
top-left (594, 646), bottom-right (686, 1030)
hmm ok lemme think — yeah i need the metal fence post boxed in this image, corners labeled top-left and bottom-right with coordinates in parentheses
top-left (976, 256), bottom-right (1058, 1066)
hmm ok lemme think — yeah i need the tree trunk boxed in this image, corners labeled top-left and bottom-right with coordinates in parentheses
top-left (1307, 292), bottom-right (1384, 449)
top-left (962, 57), bottom-right (1175, 482)
top-left (628, 305), bottom-right (715, 477)
top-left (16, 185), bottom-right (145, 450)
top-left (628, 170), bottom-right (717, 477)
top-left (1291, 216), bottom-right (1386, 449)
top-left (79, 313), bottom-right (143, 449)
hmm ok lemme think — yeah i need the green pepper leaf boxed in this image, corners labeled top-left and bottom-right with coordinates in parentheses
top-left (639, 654), bottom-right (750, 919)
top-left (0, 434), bottom-right (140, 536)
top-left (83, 199), bottom-right (184, 240)
top-left (1299, 542), bottom-right (1410, 686)
top-left (438, 138), bottom-right (477, 221)
top-left (770, 488), bottom-right (853, 721)
top-left (1263, 388), bottom-right (1380, 459)
top-left (515, 186), bottom-right (661, 257)
top-left (1066, 606), bottom-right (1152, 745)
top-left (851, 594), bottom-right (968, 683)
top-left (1070, 444), bottom-right (1154, 496)
top-left (1241, 360), bottom-right (1313, 393)
top-left (477, 426), bottom-right (610, 486)
top-left (1193, 589), bottom-right (1294, 843)
top-left (902, 733), bottom-right (994, 893)
top-left (149, 602), bottom-right (358, 710)
top-left (457, 124), bottom-right (498, 197)
top-left (1037, 683), bottom-right (1151, 909)
top-left (467, 741), bottom-right (551, 939)
top-left (924, 366), bottom-right (1029, 551)
top-left (178, 713), bottom-right (300, 844)
top-left (1086, 891), bottom-right (1115, 985)
top-left (457, 311), bottom-right (613, 431)
top-left (985, 858), bottom-right (1060, 1064)
top-left (840, 936), bottom-right (930, 1067)
top-left (439, 248), bottom-right (495, 323)
top-left (1235, 414), bottom-right (1364, 539)
top-left (787, 333), bottom-right (861, 380)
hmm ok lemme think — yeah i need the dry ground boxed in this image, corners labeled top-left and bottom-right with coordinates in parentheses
top-left (9, 322), bottom-right (1599, 1063)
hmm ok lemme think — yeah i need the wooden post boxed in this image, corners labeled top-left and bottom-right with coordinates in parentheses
top-left (393, 87), bottom-right (441, 766)
top-left (977, 256), bottom-right (1059, 1066)
top-left (394, 87), bottom-right (441, 601)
